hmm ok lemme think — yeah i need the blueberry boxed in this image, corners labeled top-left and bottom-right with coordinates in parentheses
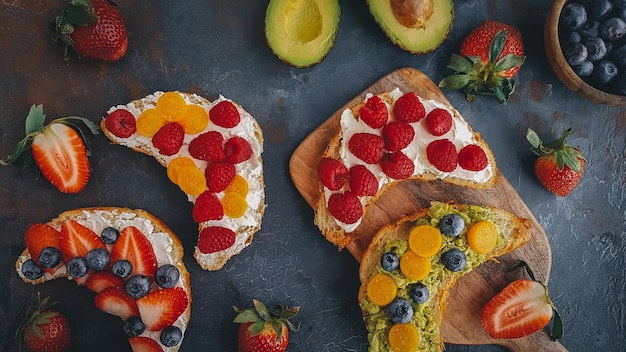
top-left (112, 259), bottom-right (133, 278)
top-left (123, 316), bottom-right (145, 337)
top-left (67, 257), bottom-right (89, 278)
top-left (125, 274), bottom-right (153, 299)
top-left (155, 264), bottom-right (180, 289)
top-left (387, 298), bottom-right (414, 324)
top-left (86, 248), bottom-right (110, 271)
top-left (100, 227), bottom-right (120, 245)
top-left (441, 248), bottom-right (467, 272)
top-left (439, 213), bottom-right (465, 237)
top-left (561, 31), bottom-right (582, 46)
top-left (616, 0), bottom-right (626, 9)
top-left (160, 326), bottom-right (183, 347)
top-left (565, 43), bottom-right (589, 65)
top-left (612, 45), bottom-right (626, 68)
top-left (590, 0), bottom-right (613, 21)
top-left (584, 37), bottom-right (608, 61)
top-left (37, 247), bottom-right (62, 269)
top-left (572, 60), bottom-right (595, 77)
top-left (380, 252), bottom-right (400, 272)
top-left (591, 59), bottom-right (619, 83)
top-left (409, 283), bottom-right (429, 304)
top-left (614, 7), bottom-right (626, 22)
top-left (560, 3), bottom-right (588, 30)
top-left (21, 259), bottom-right (44, 280)
top-left (579, 20), bottom-right (600, 38)
top-left (600, 18), bottom-right (626, 42)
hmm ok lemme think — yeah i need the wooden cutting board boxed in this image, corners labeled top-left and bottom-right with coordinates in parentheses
top-left (289, 67), bottom-right (567, 351)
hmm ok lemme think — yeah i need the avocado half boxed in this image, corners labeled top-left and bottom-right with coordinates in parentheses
top-left (265, 0), bottom-right (340, 68)
top-left (367, 0), bottom-right (454, 54)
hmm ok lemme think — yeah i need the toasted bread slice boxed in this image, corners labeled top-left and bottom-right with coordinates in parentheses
top-left (358, 202), bottom-right (530, 351)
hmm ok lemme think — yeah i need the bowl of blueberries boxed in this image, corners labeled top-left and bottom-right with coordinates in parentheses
top-left (545, 0), bottom-right (626, 105)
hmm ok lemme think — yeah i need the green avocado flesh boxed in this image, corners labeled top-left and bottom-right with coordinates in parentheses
top-left (367, 0), bottom-right (453, 54)
top-left (265, 0), bottom-right (340, 68)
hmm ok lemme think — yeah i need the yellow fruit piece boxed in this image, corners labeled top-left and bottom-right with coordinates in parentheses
top-left (388, 323), bottom-right (420, 352)
top-left (225, 174), bottom-right (248, 197)
top-left (136, 109), bottom-right (165, 137)
top-left (400, 250), bottom-right (431, 281)
top-left (167, 157), bottom-right (196, 184)
top-left (157, 92), bottom-right (187, 122)
top-left (180, 104), bottom-right (209, 134)
top-left (177, 166), bottom-right (206, 196)
top-left (221, 192), bottom-right (247, 218)
top-left (366, 273), bottom-right (397, 306)
top-left (467, 221), bottom-right (499, 254)
top-left (408, 225), bottom-right (443, 257)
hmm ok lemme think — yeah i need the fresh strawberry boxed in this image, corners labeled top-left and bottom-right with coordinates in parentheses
top-left (188, 131), bottom-right (225, 162)
top-left (192, 191), bottom-right (224, 222)
top-left (439, 20), bottom-right (525, 104)
top-left (210, 100), bottom-right (240, 128)
top-left (380, 152), bottom-right (414, 180)
top-left (382, 121), bottom-right (415, 152)
top-left (392, 92), bottom-right (425, 123)
top-left (1, 105), bottom-right (99, 193)
top-left (349, 165), bottom-right (378, 196)
top-left (205, 161), bottom-right (236, 192)
top-left (224, 136), bottom-right (252, 164)
top-left (105, 109), bottom-right (136, 138)
top-left (152, 122), bottom-right (184, 156)
top-left (327, 191), bottom-right (363, 224)
top-left (482, 261), bottom-right (563, 340)
top-left (526, 128), bottom-right (585, 197)
top-left (136, 287), bottom-right (189, 331)
top-left (52, 0), bottom-right (128, 62)
top-left (94, 287), bottom-right (140, 320)
top-left (317, 157), bottom-right (348, 191)
top-left (128, 336), bottom-right (164, 352)
top-left (16, 296), bottom-right (71, 352)
top-left (348, 133), bottom-right (385, 164)
top-left (234, 299), bottom-right (300, 352)
top-left (197, 226), bottom-right (237, 253)
top-left (359, 95), bottom-right (388, 129)
top-left (59, 220), bottom-right (106, 264)
top-left (25, 223), bottom-right (62, 273)
top-left (109, 226), bottom-right (158, 277)
top-left (85, 271), bottom-right (124, 293)
top-left (425, 108), bottom-right (453, 136)
top-left (426, 139), bottom-right (458, 172)
top-left (458, 144), bottom-right (488, 171)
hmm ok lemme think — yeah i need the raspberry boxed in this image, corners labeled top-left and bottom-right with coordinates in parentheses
top-left (152, 122), bottom-right (184, 156)
top-left (348, 133), bottom-right (385, 164)
top-left (349, 165), bottom-right (378, 196)
top-left (209, 100), bottom-right (240, 128)
top-left (192, 191), bottom-right (224, 222)
top-left (105, 109), bottom-right (136, 138)
top-left (458, 144), bottom-right (488, 171)
top-left (327, 192), bottom-right (363, 224)
top-left (425, 108), bottom-right (453, 136)
top-left (382, 121), bottom-right (415, 152)
top-left (393, 92), bottom-right (425, 123)
top-left (317, 157), bottom-right (348, 191)
top-left (205, 161), bottom-right (236, 192)
top-left (188, 131), bottom-right (225, 162)
top-left (224, 136), bottom-right (252, 164)
top-left (197, 226), bottom-right (236, 253)
top-left (380, 152), bottom-right (414, 179)
top-left (426, 139), bottom-right (458, 172)
top-left (359, 95), bottom-right (388, 129)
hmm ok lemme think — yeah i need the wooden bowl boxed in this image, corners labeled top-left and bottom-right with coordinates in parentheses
top-left (544, 0), bottom-right (626, 106)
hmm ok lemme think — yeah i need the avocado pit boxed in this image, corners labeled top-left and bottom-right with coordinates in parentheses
top-left (390, 0), bottom-right (434, 29)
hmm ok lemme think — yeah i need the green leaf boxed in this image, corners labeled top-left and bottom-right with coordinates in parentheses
top-left (489, 30), bottom-right (507, 64)
top-left (233, 309), bottom-right (260, 324)
top-left (64, 0), bottom-right (97, 26)
top-left (555, 150), bottom-right (565, 170)
top-left (495, 53), bottom-right (525, 72)
top-left (551, 309), bottom-right (564, 341)
top-left (248, 321), bottom-right (266, 336)
top-left (439, 74), bottom-right (471, 90)
top-left (253, 300), bottom-right (271, 322)
top-left (446, 54), bottom-right (474, 73)
top-left (270, 320), bottom-right (283, 341)
top-left (493, 86), bottom-right (507, 105)
top-left (561, 148), bottom-right (583, 173)
top-left (24, 105), bottom-right (45, 135)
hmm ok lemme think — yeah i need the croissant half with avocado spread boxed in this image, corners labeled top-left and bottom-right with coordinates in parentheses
top-left (358, 202), bottom-right (531, 351)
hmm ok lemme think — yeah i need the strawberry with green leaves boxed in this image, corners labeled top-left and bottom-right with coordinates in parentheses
top-left (16, 296), bottom-right (71, 352)
top-left (1, 105), bottom-right (99, 194)
top-left (527, 128), bottom-right (585, 197)
top-left (234, 299), bottom-right (300, 352)
top-left (439, 20), bottom-right (526, 104)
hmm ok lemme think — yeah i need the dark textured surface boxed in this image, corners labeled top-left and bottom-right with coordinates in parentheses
top-left (0, 0), bottom-right (624, 351)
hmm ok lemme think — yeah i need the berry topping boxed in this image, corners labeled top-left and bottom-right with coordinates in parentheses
top-left (152, 122), bottom-right (184, 156)
top-left (25, 223), bottom-right (61, 272)
top-left (388, 323), bottom-right (419, 352)
top-left (192, 191), bottom-right (224, 222)
top-left (180, 104), bottom-right (209, 134)
top-left (467, 221), bottom-right (499, 254)
top-left (66, 257), bottom-right (88, 278)
top-left (393, 92), bottom-right (425, 123)
top-left (85, 248), bottom-right (110, 271)
top-left (210, 100), bottom-right (240, 128)
top-left (439, 213), bottom-right (465, 237)
top-left (561, 3), bottom-right (587, 31)
top-left (136, 287), bottom-right (188, 331)
top-left (380, 151), bottom-right (415, 180)
top-left (458, 144), bottom-right (488, 171)
top-left (388, 297), bottom-right (414, 324)
top-left (382, 121), bottom-right (415, 152)
top-left (155, 264), bottom-right (180, 289)
top-left (125, 274), bottom-right (154, 299)
top-left (100, 227), bottom-right (120, 245)
top-left (123, 316), bottom-right (146, 337)
top-left (136, 109), bottom-right (164, 137)
top-left (441, 248), bottom-right (467, 272)
top-left (426, 139), bottom-right (458, 172)
top-left (167, 157), bottom-right (197, 184)
top-left (327, 191), bottom-right (363, 224)
top-left (380, 252), bottom-right (400, 272)
top-left (198, 226), bottom-right (237, 254)
top-left (221, 192), bottom-right (247, 218)
top-left (359, 95), bottom-right (388, 128)
top-left (21, 259), bottom-right (44, 280)
top-left (95, 287), bottom-right (140, 320)
top-left (408, 225), bottom-right (443, 257)
top-left (160, 326), bottom-right (183, 347)
top-left (111, 260), bottom-right (133, 278)
top-left (348, 133), bottom-right (385, 164)
top-left (109, 226), bottom-right (158, 277)
top-left (366, 273), bottom-right (397, 306)
top-left (400, 250), bottom-right (431, 281)
top-left (105, 109), bottom-right (136, 138)
top-left (349, 165), bottom-right (378, 196)
top-left (425, 108), bottom-right (453, 136)
top-left (128, 336), bottom-right (163, 352)
top-left (59, 220), bottom-right (106, 264)
top-left (225, 174), bottom-right (249, 196)
top-left (188, 131), bottom-right (225, 162)
top-left (37, 247), bottom-right (62, 269)
top-left (409, 283), bottom-right (429, 304)
top-left (157, 92), bottom-right (187, 122)
top-left (85, 271), bottom-right (124, 293)
top-left (317, 157), bottom-right (349, 191)
top-left (205, 161), bottom-right (236, 192)
top-left (176, 166), bottom-right (207, 196)
top-left (225, 136), bottom-right (253, 164)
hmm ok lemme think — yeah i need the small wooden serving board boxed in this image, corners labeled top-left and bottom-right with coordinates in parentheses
top-left (289, 68), bottom-right (567, 351)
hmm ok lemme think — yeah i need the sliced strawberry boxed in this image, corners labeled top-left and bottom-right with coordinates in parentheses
top-left (85, 271), bottom-right (124, 293)
top-left (94, 287), bottom-right (140, 320)
top-left (31, 123), bottom-right (90, 194)
top-left (59, 220), bottom-right (105, 264)
top-left (109, 226), bottom-right (158, 277)
top-left (24, 223), bottom-right (62, 274)
top-left (128, 336), bottom-right (164, 352)
top-left (136, 287), bottom-right (188, 331)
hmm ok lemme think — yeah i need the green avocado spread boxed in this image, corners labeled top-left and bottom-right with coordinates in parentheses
top-left (360, 202), bottom-right (503, 351)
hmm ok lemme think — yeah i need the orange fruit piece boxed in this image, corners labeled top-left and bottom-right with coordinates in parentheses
top-left (180, 104), bottom-right (209, 134)
top-left (467, 221), bottom-right (499, 254)
top-left (156, 92), bottom-right (187, 122)
top-left (177, 166), bottom-right (206, 196)
top-left (388, 323), bottom-right (420, 352)
top-left (167, 157), bottom-right (196, 184)
top-left (366, 273), bottom-right (397, 306)
top-left (225, 174), bottom-right (248, 197)
top-left (136, 109), bottom-right (164, 137)
top-left (400, 250), bottom-right (431, 281)
top-left (221, 192), bottom-right (247, 218)
top-left (408, 225), bottom-right (443, 257)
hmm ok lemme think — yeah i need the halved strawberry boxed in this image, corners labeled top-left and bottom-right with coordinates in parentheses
top-left (59, 220), bottom-right (106, 264)
top-left (94, 287), bottom-right (140, 320)
top-left (128, 336), bottom-right (164, 352)
top-left (136, 287), bottom-right (188, 331)
top-left (109, 226), bottom-right (158, 277)
top-left (24, 223), bottom-right (62, 274)
top-left (85, 271), bottom-right (124, 293)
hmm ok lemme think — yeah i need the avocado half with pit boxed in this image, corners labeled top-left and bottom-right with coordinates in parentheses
top-left (265, 0), bottom-right (340, 68)
top-left (368, 0), bottom-right (454, 54)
